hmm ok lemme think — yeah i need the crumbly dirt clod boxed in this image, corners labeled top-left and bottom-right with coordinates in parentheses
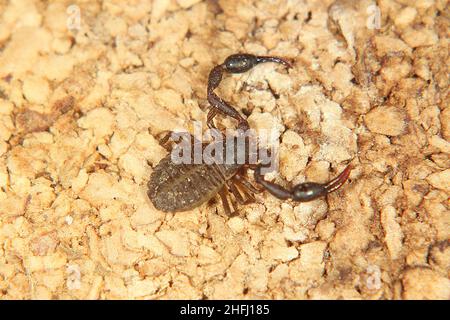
top-left (0, 0), bottom-right (448, 300)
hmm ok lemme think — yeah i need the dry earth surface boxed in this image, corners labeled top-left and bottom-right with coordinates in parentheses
top-left (0, 0), bottom-right (448, 299)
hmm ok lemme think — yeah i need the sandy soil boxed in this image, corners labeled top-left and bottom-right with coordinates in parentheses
top-left (0, 0), bottom-right (448, 299)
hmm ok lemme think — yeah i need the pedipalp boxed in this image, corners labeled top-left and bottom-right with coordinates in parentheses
top-left (253, 164), bottom-right (353, 202)
top-left (207, 53), bottom-right (292, 131)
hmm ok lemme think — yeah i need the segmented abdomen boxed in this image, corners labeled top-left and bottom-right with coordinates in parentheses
top-left (147, 156), bottom-right (228, 212)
